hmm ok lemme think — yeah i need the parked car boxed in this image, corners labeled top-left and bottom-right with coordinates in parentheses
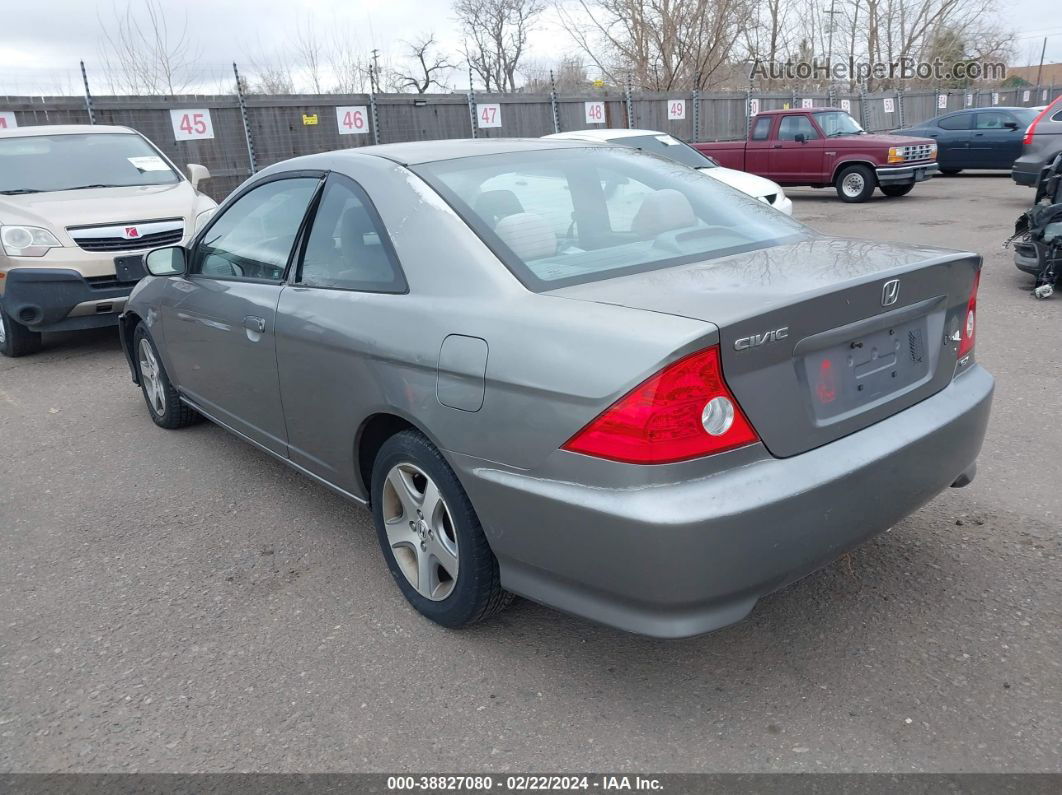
top-left (544, 128), bottom-right (792, 214)
top-left (1012, 96), bottom-right (1062, 186)
top-left (694, 108), bottom-right (939, 202)
top-left (0, 124), bottom-right (216, 357)
top-left (892, 107), bottom-right (1038, 174)
top-left (119, 140), bottom-right (993, 638)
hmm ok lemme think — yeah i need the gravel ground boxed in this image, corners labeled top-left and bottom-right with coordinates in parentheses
top-left (0, 173), bottom-right (1059, 773)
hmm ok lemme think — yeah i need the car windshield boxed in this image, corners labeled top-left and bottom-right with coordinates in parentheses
top-left (608, 134), bottom-right (716, 169)
top-left (0, 133), bottom-right (179, 194)
top-left (415, 147), bottom-right (808, 290)
top-left (814, 111), bottom-right (865, 137)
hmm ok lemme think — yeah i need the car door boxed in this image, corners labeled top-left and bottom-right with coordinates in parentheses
top-left (971, 111), bottom-right (1022, 168)
top-left (274, 172), bottom-right (408, 494)
top-left (769, 115), bottom-right (824, 183)
top-left (163, 172), bottom-right (323, 454)
top-left (746, 116), bottom-right (774, 176)
top-left (931, 112), bottom-right (974, 169)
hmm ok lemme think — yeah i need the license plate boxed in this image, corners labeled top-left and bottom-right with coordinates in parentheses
top-left (114, 254), bottom-right (147, 283)
top-left (914, 168), bottom-right (926, 181)
top-left (802, 318), bottom-right (931, 423)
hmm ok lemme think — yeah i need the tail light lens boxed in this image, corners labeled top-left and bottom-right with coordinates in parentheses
top-left (957, 270), bottom-right (980, 359)
top-left (1024, 98), bottom-right (1060, 146)
top-left (562, 346), bottom-right (758, 464)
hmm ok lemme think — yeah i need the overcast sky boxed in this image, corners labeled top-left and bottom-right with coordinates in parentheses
top-left (0, 0), bottom-right (1059, 95)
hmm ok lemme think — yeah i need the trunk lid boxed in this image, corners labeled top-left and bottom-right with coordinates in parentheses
top-left (547, 237), bottom-right (980, 457)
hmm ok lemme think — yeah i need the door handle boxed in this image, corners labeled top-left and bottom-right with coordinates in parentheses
top-left (243, 315), bottom-right (266, 333)
top-left (772, 144), bottom-right (782, 149)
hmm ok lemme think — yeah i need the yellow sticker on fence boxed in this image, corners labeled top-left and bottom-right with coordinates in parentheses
top-left (302, 113), bottom-right (319, 126)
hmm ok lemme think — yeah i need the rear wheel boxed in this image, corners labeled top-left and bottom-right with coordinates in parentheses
top-left (133, 323), bottom-right (200, 429)
top-left (371, 429), bottom-right (512, 628)
top-left (835, 164), bottom-right (876, 203)
top-left (0, 303), bottom-right (42, 358)
top-left (881, 184), bottom-right (915, 197)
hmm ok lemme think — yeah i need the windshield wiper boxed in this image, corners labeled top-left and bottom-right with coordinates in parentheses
top-left (59, 184), bottom-right (124, 191)
top-left (0, 188), bottom-right (44, 195)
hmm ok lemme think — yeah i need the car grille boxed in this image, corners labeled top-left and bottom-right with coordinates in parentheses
top-left (86, 275), bottom-right (139, 289)
top-left (68, 219), bottom-right (184, 252)
top-left (899, 143), bottom-right (935, 162)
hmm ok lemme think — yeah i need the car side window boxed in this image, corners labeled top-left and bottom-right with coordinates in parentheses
top-left (974, 111), bottom-right (1011, 130)
top-left (296, 176), bottom-right (405, 292)
top-left (778, 115), bottom-right (819, 141)
top-left (194, 177), bottom-right (320, 282)
top-left (751, 117), bottom-right (772, 141)
top-left (937, 114), bottom-right (971, 130)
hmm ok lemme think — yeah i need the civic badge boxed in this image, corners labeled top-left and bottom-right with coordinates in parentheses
top-left (881, 279), bottom-right (900, 306)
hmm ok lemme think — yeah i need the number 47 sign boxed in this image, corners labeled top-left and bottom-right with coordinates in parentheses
top-left (170, 109), bottom-right (214, 141)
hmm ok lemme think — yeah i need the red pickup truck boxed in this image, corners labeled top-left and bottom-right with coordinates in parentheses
top-left (694, 108), bottom-right (940, 203)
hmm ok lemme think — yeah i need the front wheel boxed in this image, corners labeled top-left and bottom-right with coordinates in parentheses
top-left (0, 304), bottom-right (42, 358)
top-left (835, 164), bottom-right (876, 203)
top-left (881, 184), bottom-right (915, 197)
top-left (371, 429), bottom-right (512, 628)
top-left (133, 323), bottom-right (200, 429)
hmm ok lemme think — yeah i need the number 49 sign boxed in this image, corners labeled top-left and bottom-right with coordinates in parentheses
top-left (170, 109), bottom-right (214, 141)
top-left (667, 100), bottom-right (686, 121)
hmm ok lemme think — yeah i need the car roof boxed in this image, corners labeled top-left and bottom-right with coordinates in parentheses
top-left (754, 107), bottom-right (842, 115)
top-left (939, 107), bottom-right (1029, 114)
top-left (356, 137), bottom-right (593, 166)
top-left (545, 128), bottom-right (671, 142)
top-left (0, 124), bottom-right (135, 139)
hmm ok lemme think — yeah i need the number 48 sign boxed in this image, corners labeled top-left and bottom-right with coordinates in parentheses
top-left (170, 109), bottom-right (214, 141)
top-left (584, 101), bottom-right (605, 124)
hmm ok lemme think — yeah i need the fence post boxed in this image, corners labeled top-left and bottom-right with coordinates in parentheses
top-left (367, 65), bottom-right (381, 146)
top-left (232, 62), bottom-right (257, 175)
top-left (467, 66), bottom-right (478, 139)
top-left (858, 84), bottom-right (868, 128)
top-left (745, 88), bottom-right (752, 138)
top-left (549, 70), bottom-right (560, 134)
top-left (896, 90), bottom-right (904, 128)
top-left (692, 86), bottom-right (700, 141)
top-left (625, 73), bottom-right (633, 128)
top-left (80, 60), bottom-right (96, 125)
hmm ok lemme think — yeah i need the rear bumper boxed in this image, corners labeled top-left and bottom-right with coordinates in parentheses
top-left (1012, 155), bottom-right (1047, 187)
top-left (452, 365), bottom-right (994, 638)
top-left (0, 268), bottom-right (132, 332)
top-left (1014, 241), bottom-right (1040, 275)
top-left (875, 162), bottom-right (940, 185)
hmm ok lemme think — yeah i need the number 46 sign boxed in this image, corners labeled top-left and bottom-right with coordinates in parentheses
top-left (170, 109), bottom-right (214, 141)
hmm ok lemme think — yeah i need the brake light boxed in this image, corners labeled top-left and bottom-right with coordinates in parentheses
top-left (1024, 98), bottom-right (1060, 146)
top-left (562, 346), bottom-right (758, 464)
top-left (957, 270), bottom-right (980, 359)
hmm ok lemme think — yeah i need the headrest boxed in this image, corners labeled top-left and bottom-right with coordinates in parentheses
top-left (474, 190), bottom-right (524, 226)
top-left (631, 188), bottom-right (697, 236)
top-left (494, 213), bottom-right (557, 261)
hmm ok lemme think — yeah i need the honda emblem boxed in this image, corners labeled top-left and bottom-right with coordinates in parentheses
top-left (881, 279), bottom-right (900, 306)
top-left (123, 226), bottom-right (140, 239)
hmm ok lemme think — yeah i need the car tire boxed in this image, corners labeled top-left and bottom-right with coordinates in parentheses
top-left (940, 168), bottom-right (962, 176)
top-left (0, 303), bottom-right (43, 358)
top-left (835, 164), bottom-right (876, 203)
top-left (133, 323), bottom-right (200, 429)
top-left (371, 429), bottom-right (513, 629)
top-left (880, 184), bottom-right (915, 197)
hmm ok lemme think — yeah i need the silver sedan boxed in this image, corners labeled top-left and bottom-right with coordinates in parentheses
top-left (120, 139), bottom-right (993, 637)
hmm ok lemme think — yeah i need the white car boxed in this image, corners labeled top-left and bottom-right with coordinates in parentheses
top-left (544, 128), bottom-right (793, 216)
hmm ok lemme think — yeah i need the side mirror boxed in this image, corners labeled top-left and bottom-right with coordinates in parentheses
top-left (1004, 121), bottom-right (1019, 130)
top-left (794, 133), bottom-right (807, 144)
top-left (186, 163), bottom-right (211, 190)
top-left (145, 246), bottom-right (187, 277)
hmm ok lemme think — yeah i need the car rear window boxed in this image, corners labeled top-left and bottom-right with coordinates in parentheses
top-left (0, 133), bottom-right (179, 194)
top-left (414, 147), bottom-right (807, 290)
top-left (608, 134), bottom-right (716, 169)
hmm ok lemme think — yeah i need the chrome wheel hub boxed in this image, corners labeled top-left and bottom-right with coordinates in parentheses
top-left (0, 313), bottom-right (6, 346)
top-left (137, 338), bottom-right (166, 416)
top-left (382, 462), bottom-right (459, 601)
top-left (842, 173), bottom-right (865, 197)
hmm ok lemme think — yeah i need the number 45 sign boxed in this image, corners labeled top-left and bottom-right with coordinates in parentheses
top-left (170, 109), bottom-right (214, 141)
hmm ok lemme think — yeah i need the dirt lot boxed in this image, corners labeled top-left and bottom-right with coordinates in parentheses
top-left (1, 173), bottom-right (1059, 773)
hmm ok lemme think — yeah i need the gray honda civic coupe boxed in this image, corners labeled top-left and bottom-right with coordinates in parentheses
top-left (119, 139), bottom-right (993, 638)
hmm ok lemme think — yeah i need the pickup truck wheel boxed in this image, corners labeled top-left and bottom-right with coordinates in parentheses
top-left (0, 304), bottom-right (43, 358)
top-left (835, 165), bottom-right (876, 203)
top-left (881, 184), bottom-right (915, 197)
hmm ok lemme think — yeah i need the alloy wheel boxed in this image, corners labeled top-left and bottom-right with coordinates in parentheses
top-left (138, 338), bottom-right (166, 416)
top-left (381, 462), bottom-right (459, 601)
top-left (0, 312), bottom-right (6, 346)
top-left (842, 173), bottom-right (866, 198)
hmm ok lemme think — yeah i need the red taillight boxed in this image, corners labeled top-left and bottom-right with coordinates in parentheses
top-left (1024, 98), bottom-right (1060, 146)
top-left (562, 346), bottom-right (759, 464)
top-left (957, 270), bottom-right (980, 359)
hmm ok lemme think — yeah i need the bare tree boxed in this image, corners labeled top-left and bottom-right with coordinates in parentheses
top-left (294, 18), bottom-right (325, 93)
top-left (97, 0), bottom-right (200, 94)
top-left (455, 0), bottom-right (545, 92)
top-left (394, 34), bottom-right (455, 93)
top-left (328, 25), bottom-right (370, 93)
top-left (555, 0), bottom-right (749, 91)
